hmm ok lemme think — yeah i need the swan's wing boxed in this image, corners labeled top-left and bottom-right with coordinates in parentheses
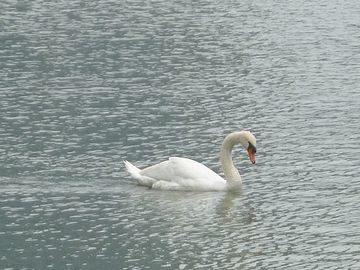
top-left (169, 157), bottom-right (225, 182)
top-left (141, 157), bottom-right (226, 190)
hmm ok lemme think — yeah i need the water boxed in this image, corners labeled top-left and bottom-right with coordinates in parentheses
top-left (1, 0), bottom-right (360, 269)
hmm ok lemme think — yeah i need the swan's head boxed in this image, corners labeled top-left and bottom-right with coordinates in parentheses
top-left (238, 131), bottom-right (257, 164)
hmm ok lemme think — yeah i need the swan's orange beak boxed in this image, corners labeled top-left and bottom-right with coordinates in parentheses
top-left (247, 145), bottom-right (256, 164)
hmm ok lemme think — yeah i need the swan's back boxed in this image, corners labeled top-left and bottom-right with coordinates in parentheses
top-left (130, 157), bottom-right (227, 191)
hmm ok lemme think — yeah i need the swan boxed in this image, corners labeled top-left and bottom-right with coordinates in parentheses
top-left (124, 131), bottom-right (257, 191)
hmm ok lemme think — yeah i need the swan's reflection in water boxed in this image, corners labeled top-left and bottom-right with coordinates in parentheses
top-left (216, 189), bottom-right (243, 215)
top-left (133, 186), bottom-right (256, 226)
top-left (132, 186), bottom-right (257, 233)
top-left (124, 187), bottom-right (258, 268)
top-left (216, 190), bottom-right (256, 224)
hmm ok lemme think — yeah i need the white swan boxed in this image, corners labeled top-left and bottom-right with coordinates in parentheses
top-left (124, 131), bottom-right (257, 191)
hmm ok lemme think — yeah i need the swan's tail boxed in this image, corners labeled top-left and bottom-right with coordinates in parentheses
top-left (124, 160), bottom-right (141, 179)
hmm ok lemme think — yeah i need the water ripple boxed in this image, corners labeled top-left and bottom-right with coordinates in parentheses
top-left (1, 0), bottom-right (360, 269)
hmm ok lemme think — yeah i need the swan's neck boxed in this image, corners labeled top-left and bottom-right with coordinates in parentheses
top-left (220, 133), bottom-right (242, 183)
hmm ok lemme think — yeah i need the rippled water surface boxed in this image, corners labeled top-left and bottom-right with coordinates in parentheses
top-left (1, 0), bottom-right (360, 269)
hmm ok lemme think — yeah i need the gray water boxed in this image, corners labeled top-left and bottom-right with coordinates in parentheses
top-left (1, 0), bottom-right (360, 269)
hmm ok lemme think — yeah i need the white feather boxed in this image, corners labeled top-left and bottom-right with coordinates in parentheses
top-left (124, 131), bottom-right (256, 191)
